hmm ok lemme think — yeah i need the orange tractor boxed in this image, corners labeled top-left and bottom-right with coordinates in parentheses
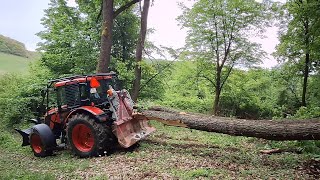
top-left (15, 73), bottom-right (155, 157)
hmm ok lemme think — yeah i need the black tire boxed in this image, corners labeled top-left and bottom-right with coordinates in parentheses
top-left (67, 114), bottom-right (113, 158)
top-left (29, 124), bottom-right (56, 157)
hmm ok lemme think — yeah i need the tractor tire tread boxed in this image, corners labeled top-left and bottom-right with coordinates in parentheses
top-left (67, 114), bottom-right (110, 157)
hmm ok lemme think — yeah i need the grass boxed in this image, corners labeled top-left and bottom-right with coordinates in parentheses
top-left (0, 121), bottom-right (317, 179)
top-left (0, 52), bottom-right (37, 74)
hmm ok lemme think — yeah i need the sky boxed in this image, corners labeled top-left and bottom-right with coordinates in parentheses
top-left (0, 0), bottom-right (285, 68)
top-left (0, 0), bottom-right (49, 51)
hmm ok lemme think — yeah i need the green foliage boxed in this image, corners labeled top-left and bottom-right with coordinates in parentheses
top-left (160, 59), bottom-right (320, 120)
top-left (276, 0), bottom-right (320, 62)
top-left (158, 61), bottom-right (213, 113)
top-left (187, 168), bottom-right (213, 178)
top-left (138, 61), bottom-right (173, 100)
top-left (0, 34), bottom-right (28, 57)
top-left (178, 0), bottom-right (271, 113)
top-left (275, 0), bottom-right (320, 106)
top-left (161, 61), bottom-right (285, 118)
top-left (307, 74), bottom-right (320, 106)
top-left (0, 61), bottom-right (52, 127)
top-left (38, 0), bottom-right (96, 75)
top-left (293, 106), bottom-right (320, 119)
top-left (38, 0), bottom-right (140, 79)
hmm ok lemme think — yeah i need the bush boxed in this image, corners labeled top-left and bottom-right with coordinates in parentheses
top-left (0, 61), bottom-right (52, 127)
top-left (293, 106), bottom-right (320, 119)
top-left (158, 94), bottom-right (212, 113)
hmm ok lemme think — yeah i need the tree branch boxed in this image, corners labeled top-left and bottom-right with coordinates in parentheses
top-left (214, 14), bottom-right (220, 68)
top-left (198, 74), bottom-right (216, 87)
top-left (220, 19), bottom-right (235, 69)
top-left (220, 63), bottom-right (234, 89)
top-left (114, 0), bottom-right (140, 19)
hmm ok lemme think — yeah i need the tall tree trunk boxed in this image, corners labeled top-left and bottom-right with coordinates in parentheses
top-left (132, 0), bottom-right (150, 102)
top-left (97, 0), bottom-right (139, 73)
top-left (97, 0), bottom-right (114, 73)
top-left (213, 67), bottom-right (222, 115)
top-left (302, 52), bottom-right (310, 107)
top-left (302, 17), bottom-right (310, 107)
top-left (142, 107), bottom-right (320, 141)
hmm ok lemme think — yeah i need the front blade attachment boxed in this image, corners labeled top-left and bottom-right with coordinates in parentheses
top-left (113, 113), bottom-right (156, 148)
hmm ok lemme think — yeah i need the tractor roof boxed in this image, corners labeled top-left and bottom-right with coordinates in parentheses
top-left (49, 73), bottom-right (116, 88)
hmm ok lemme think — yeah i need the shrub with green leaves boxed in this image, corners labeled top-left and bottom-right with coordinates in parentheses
top-left (0, 61), bottom-right (52, 127)
top-left (294, 106), bottom-right (320, 119)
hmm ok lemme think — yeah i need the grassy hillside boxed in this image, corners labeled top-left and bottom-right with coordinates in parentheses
top-left (0, 52), bottom-right (36, 74)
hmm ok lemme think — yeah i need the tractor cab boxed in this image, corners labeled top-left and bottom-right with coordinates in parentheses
top-left (15, 73), bottom-right (155, 157)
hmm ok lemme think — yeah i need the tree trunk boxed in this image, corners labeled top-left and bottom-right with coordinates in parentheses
top-left (302, 17), bottom-right (310, 107)
top-left (302, 52), bottom-right (310, 107)
top-left (142, 107), bottom-right (320, 141)
top-left (97, 0), bottom-right (114, 73)
top-left (97, 0), bottom-right (139, 73)
top-left (213, 88), bottom-right (221, 115)
top-left (132, 0), bottom-right (150, 102)
top-left (213, 67), bottom-right (222, 115)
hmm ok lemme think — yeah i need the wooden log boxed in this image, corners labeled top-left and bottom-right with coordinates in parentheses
top-left (142, 107), bottom-right (320, 141)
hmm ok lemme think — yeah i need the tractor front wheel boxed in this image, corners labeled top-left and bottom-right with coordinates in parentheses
top-left (29, 124), bottom-right (56, 157)
top-left (67, 115), bottom-right (108, 158)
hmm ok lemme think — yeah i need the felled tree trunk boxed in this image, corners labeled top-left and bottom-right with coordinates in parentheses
top-left (142, 107), bottom-right (320, 141)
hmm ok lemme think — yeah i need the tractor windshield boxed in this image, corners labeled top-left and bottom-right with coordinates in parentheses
top-left (89, 79), bottom-right (112, 104)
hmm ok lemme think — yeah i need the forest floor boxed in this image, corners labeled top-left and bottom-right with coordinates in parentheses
top-left (0, 121), bottom-right (319, 179)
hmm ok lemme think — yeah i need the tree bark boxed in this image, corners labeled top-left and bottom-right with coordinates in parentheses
top-left (302, 52), bottom-right (310, 107)
top-left (97, 0), bottom-right (114, 73)
top-left (97, 0), bottom-right (140, 73)
top-left (142, 107), bottom-right (320, 141)
top-left (302, 17), bottom-right (310, 107)
top-left (132, 0), bottom-right (150, 102)
top-left (213, 67), bottom-right (221, 115)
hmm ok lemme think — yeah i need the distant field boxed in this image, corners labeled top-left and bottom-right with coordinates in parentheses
top-left (0, 52), bottom-right (37, 74)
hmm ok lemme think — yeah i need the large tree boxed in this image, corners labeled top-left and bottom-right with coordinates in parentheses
top-left (97, 0), bottom-right (140, 73)
top-left (38, 0), bottom-right (139, 76)
top-left (178, 0), bottom-right (270, 115)
top-left (276, 0), bottom-right (320, 107)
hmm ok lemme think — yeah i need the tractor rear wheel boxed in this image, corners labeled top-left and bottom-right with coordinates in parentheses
top-left (67, 115), bottom-right (112, 157)
top-left (29, 124), bottom-right (56, 157)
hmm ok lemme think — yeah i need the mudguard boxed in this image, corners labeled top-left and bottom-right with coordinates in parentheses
top-left (15, 124), bottom-right (56, 148)
top-left (66, 106), bottom-right (109, 123)
top-left (31, 124), bottom-right (57, 150)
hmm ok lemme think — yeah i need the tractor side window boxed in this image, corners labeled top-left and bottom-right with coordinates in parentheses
top-left (46, 88), bottom-right (58, 108)
top-left (57, 83), bottom-right (81, 108)
top-left (80, 84), bottom-right (89, 100)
